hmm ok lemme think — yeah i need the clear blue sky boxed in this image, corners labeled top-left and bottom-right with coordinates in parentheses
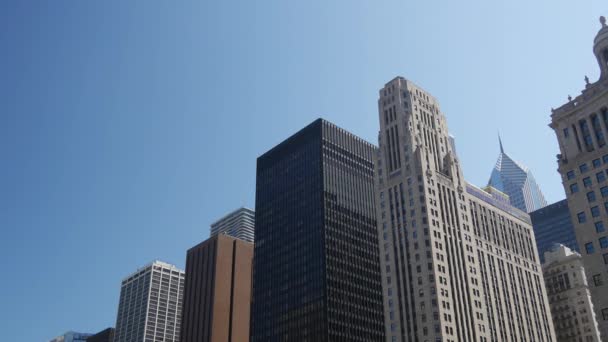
top-left (1, 1), bottom-right (606, 340)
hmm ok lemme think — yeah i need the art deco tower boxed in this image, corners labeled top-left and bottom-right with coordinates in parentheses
top-left (488, 137), bottom-right (548, 212)
top-left (550, 16), bottom-right (608, 340)
top-left (375, 77), bottom-right (555, 342)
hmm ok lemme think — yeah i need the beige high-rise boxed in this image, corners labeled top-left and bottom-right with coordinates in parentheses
top-left (550, 16), bottom-right (608, 340)
top-left (375, 77), bottom-right (556, 342)
top-left (543, 244), bottom-right (602, 342)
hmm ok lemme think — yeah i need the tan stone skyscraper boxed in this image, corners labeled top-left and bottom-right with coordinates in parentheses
top-left (550, 16), bottom-right (608, 340)
top-left (375, 77), bottom-right (556, 342)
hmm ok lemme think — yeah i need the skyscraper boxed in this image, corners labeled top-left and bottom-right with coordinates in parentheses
top-left (375, 77), bottom-right (555, 341)
top-left (550, 16), bottom-right (608, 339)
top-left (210, 207), bottom-right (255, 243)
top-left (530, 199), bottom-right (579, 263)
top-left (488, 136), bottom-right (548, 213)
top-left (180, 234), bottom-right (253, 342)
top-left (86, 328), bottom-right (115, 342)
top-left (250, 119), bottom-right (385, 341)
top-left (49, 332), bottom-right (92, 342)
top-left (543, 244), bottom-right (602, 342)
top-left (114, 261), bottom-right (185, 342)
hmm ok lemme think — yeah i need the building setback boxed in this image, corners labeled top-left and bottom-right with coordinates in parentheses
top-left (114, 261), bottom-right (185, 342)
top-left (543, 244), bottom-right (602, 342)
top-left (210, 207), bottom-right (255, 243)
top-left (250, 119), bottom-right (385, 341)
top-left (375, 77), bottom-right (556, 342)
top-left (180, 234), bottom-right (253, 342)
top-left (86, 328), bottom-right (114, 342)
top-left (550, 16), bottom-right (608, 339)
top-left (530, 199), bottom-right (579, 263)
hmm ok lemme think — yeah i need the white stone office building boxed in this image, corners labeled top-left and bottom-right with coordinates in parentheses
top-left (210, 207), bottom-right (255, 243)
top-left (543, 244), bottom-right (601, 342)
top-left (375, 77), bottom-right (556, 342)
top-left (550, 16), bottom-right (608, 340)
top-left (114, 261), bottom-right (185, 342)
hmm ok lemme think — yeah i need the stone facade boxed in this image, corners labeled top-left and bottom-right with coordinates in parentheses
top-left (375, 77), bottom-right (556, 342)
top-left (550, 16), bottom-right (608, 340)
top-left (543, 244), bottom-right (601, 342)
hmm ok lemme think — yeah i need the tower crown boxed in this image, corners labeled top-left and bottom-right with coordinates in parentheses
top-left (594, 16), bottom-right (608, 79)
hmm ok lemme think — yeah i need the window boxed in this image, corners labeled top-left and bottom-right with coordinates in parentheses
top-left (603, 308), bottom-right (608, 321)
top-left (578, 212), bottom-right (587, 223)
top-left (600, 237), bottom-right (608, 249)
top-left (598, 172), bottom-right (606, 183)
top-left (584, 177), bottom-right (593, 188)
top-left (594, 274), bottom-right (603, 286)
top-left (594, 158), bottom-right (602, 168)
top-left (586, 242), bottom-right (595, 254)
top-left (588, 191), bottom-right (597, 202)
top-left (596, 221), bottom-right (606, 233)
top-left (567, 170), bottom-right (576, 180)
top-left (604, 253), bottom-right (608, 264)
top-left (580, 164), bottom-right (590, 173)
top-left (602, 186), bottom-right (608, 198)
top-left (571, 183), bottom-right (580, 194)
top-left (563, 128), bottom-right (570, 138)
top-left (592, 206), bottom-right (601, 217)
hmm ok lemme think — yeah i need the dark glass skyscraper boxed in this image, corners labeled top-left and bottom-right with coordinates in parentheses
top-left (530, 199), bottom-right (579, 262)
top-left (250, 118), bottom-right (385, 342)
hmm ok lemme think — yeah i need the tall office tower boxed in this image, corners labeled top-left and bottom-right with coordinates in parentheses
top-left (530, 199), bottom-right (579, 263)
top-left (375, 77), bottom-right (556, 342)
top-left (114, 261), bottom-right (185, 342)
top-left (550, 16), bottom-right (608, 339)
top-left (49, 332), bottom-right (92, 342)
top-left (487, 137), bottom-right (548, 213)
top-left (210, 207), bottom-right (255, 243)
top-left (180, 234), bottom-right (253, 342)
top-left (543, 244), bottom-right (602, 342)
top-left (250, 119), bottom-right (385, 341)
top-left (86, 328), bottom-right (115, 342)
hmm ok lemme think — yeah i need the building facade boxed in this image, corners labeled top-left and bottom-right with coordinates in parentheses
top-left (375, 77), bottom-right (556, 342)
top-left (114, 261), bottom-right (185, 342)
top-left (530, 199), bottom-right (579, 263)
top-left (49, 332), bottom-right (92, 342)
top-left (250, 119), bottom-right (385, 341)
top-left (180, 234), bottom-right (253, 342)
top-left (550, 16), bottom-right (608, 339)
top-left (86, 328), bottom-right (115, 342)
top-left (210, 207), bottom-right (255, 243)
top-left (488, 137), bottom-right (548, 213)
top-left (543, 244), bottom-right (602, 342)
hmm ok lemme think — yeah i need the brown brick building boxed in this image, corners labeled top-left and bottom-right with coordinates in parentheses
top-left (180, 234), bottom-right (253, 342)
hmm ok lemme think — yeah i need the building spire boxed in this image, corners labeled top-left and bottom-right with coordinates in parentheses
top-left (498, 132), bottom-right (504, 153)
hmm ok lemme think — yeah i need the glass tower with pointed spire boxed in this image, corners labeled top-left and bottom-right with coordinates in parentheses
top-left (488, 136), bottom-right (548, 213)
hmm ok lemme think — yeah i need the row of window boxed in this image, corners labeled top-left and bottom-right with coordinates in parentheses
top-left (576, 202), bottom-right (608, 224)
top-left (583, 238), bottom-right (608, 254)
top-left (566, 155), bottom-right (608, 180)
top-left (569, 171), bottom-right (608, 194)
